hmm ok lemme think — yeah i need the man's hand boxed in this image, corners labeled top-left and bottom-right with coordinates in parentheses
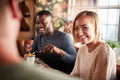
top-left (40, 44), bottom-right (65, 57)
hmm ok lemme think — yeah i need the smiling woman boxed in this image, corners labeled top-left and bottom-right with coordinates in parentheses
top-left (71, 10), bottom-right (116, 80)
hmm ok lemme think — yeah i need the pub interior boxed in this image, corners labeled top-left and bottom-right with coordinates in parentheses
top-left (17, 0), bottom-right (120, 80)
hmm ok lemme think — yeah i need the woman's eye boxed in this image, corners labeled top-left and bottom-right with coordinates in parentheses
top-left (83, 26), bottom-right (88, 30)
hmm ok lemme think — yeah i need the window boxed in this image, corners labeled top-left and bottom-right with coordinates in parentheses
top-left (97, 0), bottom-right (120, 42)
top-left (68, 0), bottom-right (120, 42)
top-left (98, 9), bottom-right (119, 41)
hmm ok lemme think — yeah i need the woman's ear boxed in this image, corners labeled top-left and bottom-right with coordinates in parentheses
top-left (9, 0), bottom-right (22, 20)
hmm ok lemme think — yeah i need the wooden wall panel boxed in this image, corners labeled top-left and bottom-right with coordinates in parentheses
top-left (18, 0), bottom-right (35, 40)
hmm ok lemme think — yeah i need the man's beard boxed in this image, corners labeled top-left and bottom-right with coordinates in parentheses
top-left (44, 27), bottom-right (50, 35)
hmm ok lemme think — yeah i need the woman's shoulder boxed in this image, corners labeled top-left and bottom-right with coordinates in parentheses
top-left (96, 41), bottom-right (115, 56)
top-left (97, 41), bottom-right (109, 50)
top-left (99, 41), bottom-right (115, 52)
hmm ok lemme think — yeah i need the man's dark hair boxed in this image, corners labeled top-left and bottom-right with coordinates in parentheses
top-left (36, 10), bottom-right (53, 17)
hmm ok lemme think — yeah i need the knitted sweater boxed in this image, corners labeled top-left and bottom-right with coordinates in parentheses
top-left (71, 42), bottom-right (116, 80)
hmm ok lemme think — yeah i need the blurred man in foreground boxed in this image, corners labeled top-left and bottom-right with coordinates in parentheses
top-left (0, 0), bottom-right (80, 80)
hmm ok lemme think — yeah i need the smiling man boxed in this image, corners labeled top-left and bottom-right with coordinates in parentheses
top-left (31, 10), bottom-right (76, 74)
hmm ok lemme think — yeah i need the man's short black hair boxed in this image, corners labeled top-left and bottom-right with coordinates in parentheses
top-left (36, 10), bottom-right (53, 17)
